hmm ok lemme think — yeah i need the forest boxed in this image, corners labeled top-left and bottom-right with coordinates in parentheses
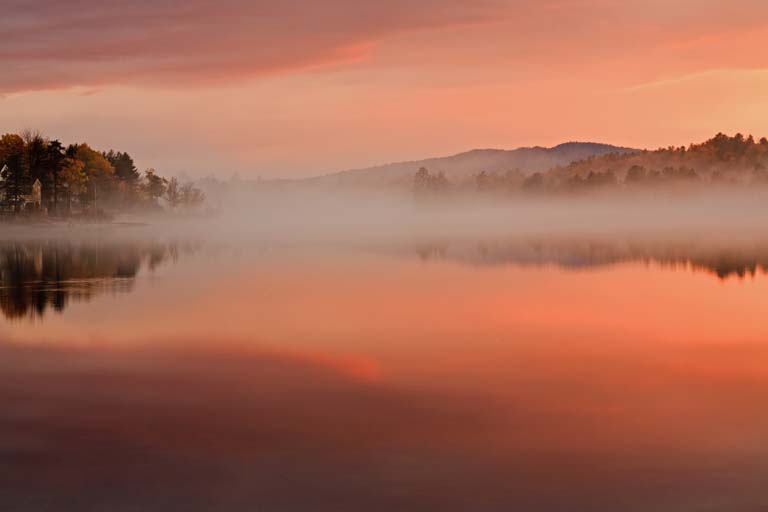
top-left (414, 133), bottom-right (768, 196)
top-left (0, 130), bottom-right (204, 218)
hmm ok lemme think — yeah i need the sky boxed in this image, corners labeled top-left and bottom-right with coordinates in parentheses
top-left (2, 0), bottom-right (768, 178)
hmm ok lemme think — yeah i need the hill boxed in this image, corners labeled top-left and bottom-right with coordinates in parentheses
top-left (309, 142), bottom-right (638, 186)
top-left (548, 133), bottom-right (768, 184)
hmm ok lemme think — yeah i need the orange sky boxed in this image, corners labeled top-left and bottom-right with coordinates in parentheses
top-left (2, 0), bottom-right (768, 177)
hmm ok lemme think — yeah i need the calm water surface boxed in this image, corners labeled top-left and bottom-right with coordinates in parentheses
top-left (2, 236), bottom-right (768, 511)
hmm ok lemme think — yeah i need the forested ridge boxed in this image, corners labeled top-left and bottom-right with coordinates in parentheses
top-left (413, 133), bottom-right (768, 196)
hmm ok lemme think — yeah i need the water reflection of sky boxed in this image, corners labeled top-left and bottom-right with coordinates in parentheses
top-left (2, 237), bottom-right (768, 510)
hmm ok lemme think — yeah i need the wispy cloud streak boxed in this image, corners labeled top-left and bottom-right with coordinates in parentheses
top-left (0, 0), bottom-right (502, 92)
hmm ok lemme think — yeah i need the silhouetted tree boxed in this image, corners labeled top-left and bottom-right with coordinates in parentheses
top-left (22, 130), bottom-right (47, 190)
top-left (475, 170), bottom-right (491, 192)
top-left (42, 140), bottom-right (67, 213)
top-left (143, 168), bottom-right (167, 206)
top-left (413, 167), bottom-right (449, 196)
top-left (179, 182), bottom-right (205, 209)
top-left (584, 170), bottom-right (617, 187)
top-left (105, 150), bottom-right (141, 205)
top-left (165, 177), bottom-right (181, 208)
top-left (0, 134), bottom-right (30, 212)
top-left (522, 172), bottom-right (546, 192)
top-left (104, 150), bottom-right (140, 183)
top-left (625, 165), bottom-right (647, 184)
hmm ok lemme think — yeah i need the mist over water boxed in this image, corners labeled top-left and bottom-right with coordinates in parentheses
top-left (5, 0), bottom-right (768, 506)
top-left (202, 184), bottom-right (768, 242)
top-left (3, 188), bottom-right (768, 511)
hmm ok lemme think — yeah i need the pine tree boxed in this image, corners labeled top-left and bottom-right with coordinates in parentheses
top-left (0, 134), bottom-right (31, 212)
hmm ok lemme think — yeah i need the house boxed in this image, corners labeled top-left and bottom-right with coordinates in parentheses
top-left (0, 170), bottom-right (45, 214)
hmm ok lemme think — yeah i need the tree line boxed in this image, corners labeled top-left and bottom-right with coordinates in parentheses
top-left (0, 130), bottom-right (204, 216)
top-left (414, 133), bottom-right (768, 197)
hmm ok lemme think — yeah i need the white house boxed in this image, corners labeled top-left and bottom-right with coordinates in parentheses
top-left (0, 169), bottom-right (43, 212)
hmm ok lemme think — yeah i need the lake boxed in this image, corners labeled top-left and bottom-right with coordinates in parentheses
top-left (2, 233), bottom-right (768, 511)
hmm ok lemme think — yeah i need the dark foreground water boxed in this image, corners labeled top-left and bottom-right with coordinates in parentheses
top-left (2, 235), bottom-right (768, 511)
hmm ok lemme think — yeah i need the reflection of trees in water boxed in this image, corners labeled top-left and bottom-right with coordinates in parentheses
top-left (0, 241), bottom-right (196, 320)
top-left (413, 239), bottom-right (768, 280)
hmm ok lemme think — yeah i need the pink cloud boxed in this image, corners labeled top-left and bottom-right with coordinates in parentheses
top-left (0, 0), bottom-right (502, 92)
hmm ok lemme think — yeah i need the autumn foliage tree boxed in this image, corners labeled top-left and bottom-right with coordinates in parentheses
top-left (104, 150), bottom-right (141, 204)
top-left (449, 133), bottom-right (768, 197)
top-left (0, 130), bottom-right (205, 217)
top-left (142, 168), bottom-right (167, 207)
